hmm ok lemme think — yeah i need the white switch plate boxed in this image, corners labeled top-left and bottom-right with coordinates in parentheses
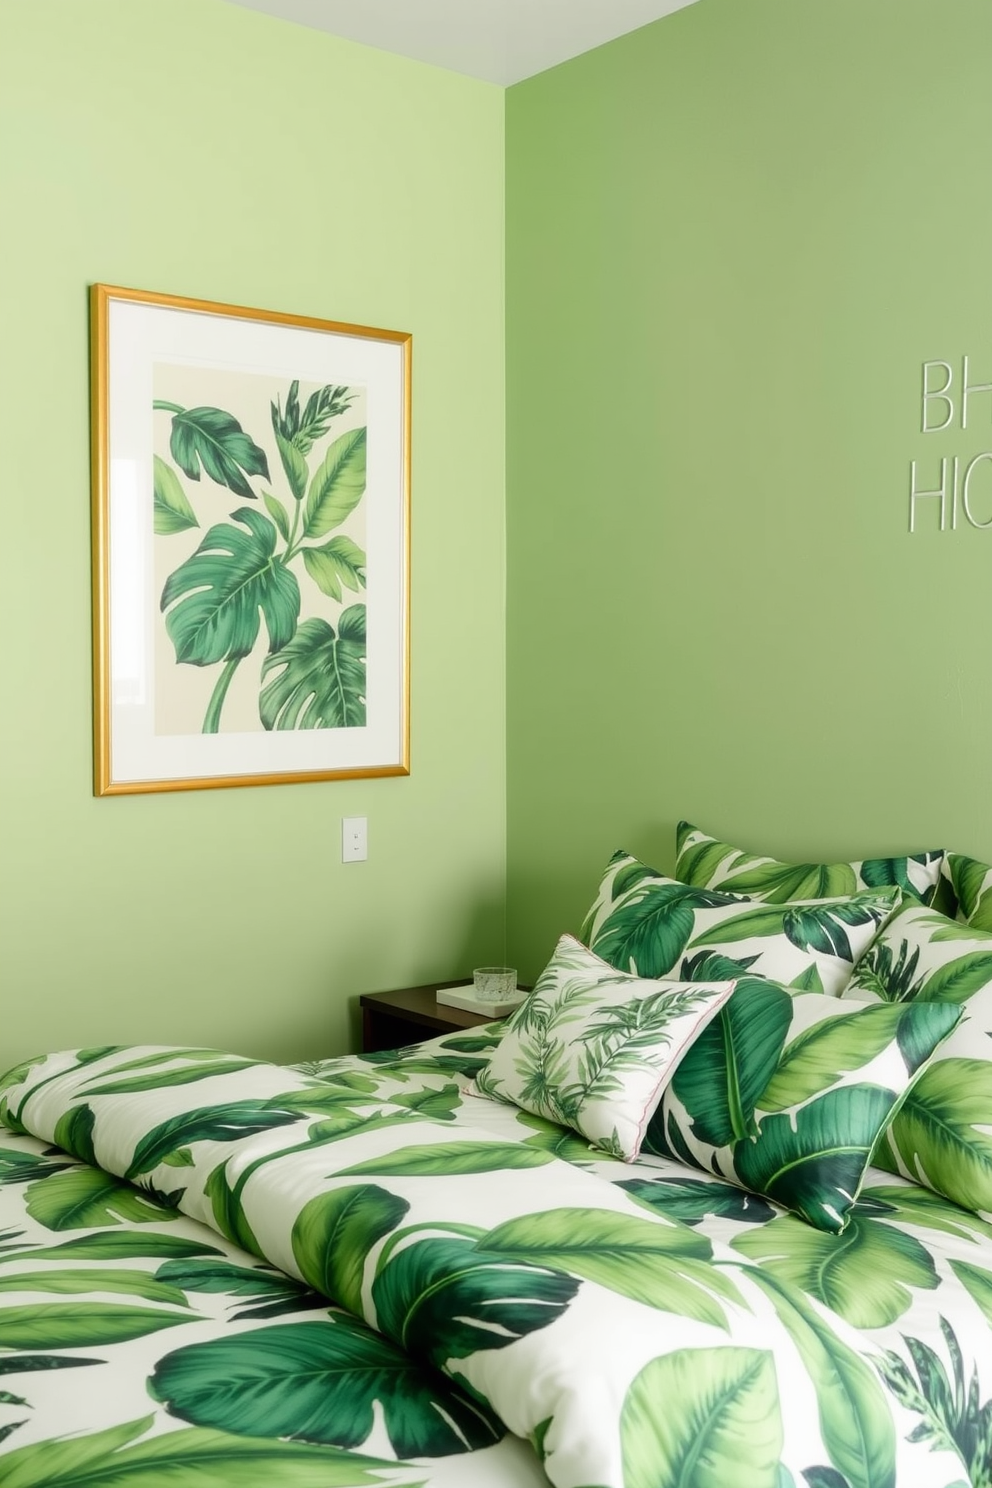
top-left (342, 816), bottom-right (368, 863)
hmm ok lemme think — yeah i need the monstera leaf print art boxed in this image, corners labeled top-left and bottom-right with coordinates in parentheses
top-left (154, 374), bottom-right (368, 734)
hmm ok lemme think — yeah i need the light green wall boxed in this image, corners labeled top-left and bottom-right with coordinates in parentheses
top-left (506, 0), bottom-right (992, 977)
top-left (0, 0), bottom-right (506, 1067)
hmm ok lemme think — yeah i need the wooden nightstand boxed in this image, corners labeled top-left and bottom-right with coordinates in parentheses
top-left (360, 981), bottom-right (510, 1053)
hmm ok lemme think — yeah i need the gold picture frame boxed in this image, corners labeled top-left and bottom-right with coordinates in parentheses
top-left (90, 284), bottom-right (410, 795)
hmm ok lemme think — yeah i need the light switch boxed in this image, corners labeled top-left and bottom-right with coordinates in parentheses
top-left (342, 816), bottom-right (368, 863)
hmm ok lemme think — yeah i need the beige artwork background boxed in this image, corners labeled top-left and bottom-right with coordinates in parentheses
top-left (152, 362), bottom-right (367, 736)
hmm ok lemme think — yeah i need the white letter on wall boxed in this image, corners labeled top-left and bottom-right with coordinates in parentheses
top-left (961, 452), bottom-right (992, 528)
top-left (909, 459), bottom-right (950, 533)
top-left (922, 361), bottom-right (954, 432)
top-left (961, 355), bottom-right (992, 430)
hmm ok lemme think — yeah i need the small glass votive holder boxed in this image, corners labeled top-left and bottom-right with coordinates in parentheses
top-left (473, 966), bottom-right (518, 1003)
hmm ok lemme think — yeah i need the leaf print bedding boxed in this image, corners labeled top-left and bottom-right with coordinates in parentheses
top-left (0, 1038), bottom-right (989, 1487)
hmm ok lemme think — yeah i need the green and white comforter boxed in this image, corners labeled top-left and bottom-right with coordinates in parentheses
top-left (0, 1033), bottom-right (990, 1488)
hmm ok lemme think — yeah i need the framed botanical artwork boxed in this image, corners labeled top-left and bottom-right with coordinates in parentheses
top-left (90, 284), bottom-right (410, 795)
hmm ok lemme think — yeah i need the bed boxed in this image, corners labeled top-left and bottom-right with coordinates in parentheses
top-left (1, 825), bottom-right (991, 1488)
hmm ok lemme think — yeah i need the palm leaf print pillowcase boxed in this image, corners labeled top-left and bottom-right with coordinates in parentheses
top-left (843, 899), bottom-right (992, 1218)
top-left (646, 979), bottom-right (961, 1232)
top-left (474, 934), bottom-right (736, 1161)
top-left (942, 851), bottom-right (992, 932)
top-left (580, 851), bottom-right (899, 997)
top-left (676, 820), bottom-right (946, 907)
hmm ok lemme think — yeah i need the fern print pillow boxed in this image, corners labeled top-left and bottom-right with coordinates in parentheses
top-left (646, 980), bottom-right (961, 1232)
top-left (676, 820), bottom-right (946, 907)
top-left (843, 899), bottom-right (992, 1218)
top-left (941, 851), bottom-right (992, 932)
top-left (581, 852), bottom-right (899, 997)
top-left (474, 934), bottom-right (736, 1161)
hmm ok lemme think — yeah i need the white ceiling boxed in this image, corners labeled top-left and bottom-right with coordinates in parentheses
top-left (222, 0), bottom-right (700, 86)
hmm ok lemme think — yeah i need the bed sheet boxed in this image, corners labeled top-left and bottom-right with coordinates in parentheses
top-left (0, 1031), bottom-right (989, 1487)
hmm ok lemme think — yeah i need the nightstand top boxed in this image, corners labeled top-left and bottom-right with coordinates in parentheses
top-left (360, 981), bottom-right (497, 1033)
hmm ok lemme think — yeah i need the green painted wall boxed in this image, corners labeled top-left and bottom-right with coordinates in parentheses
top-left (506, 0), bottom-right (992, 978)
top-left (0, 0), bottom-right (506, 1067)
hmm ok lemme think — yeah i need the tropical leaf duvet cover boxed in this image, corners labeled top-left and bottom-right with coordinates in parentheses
top-left (0, 1034), bottom-right (990, 1488)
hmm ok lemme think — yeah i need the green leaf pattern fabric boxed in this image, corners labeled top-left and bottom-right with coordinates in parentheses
top-left (676, 820), bottom-right (947, 906)
top-left (581, 852), bottom-right (899, 996)
top-left (474, 934), bottom-right (736, 1160)
top-left (943, 852), bottom-right (992, 932)
top-left (843, 900), bottom-right (992, 1221)
top-left (649, 989), bottom-right (960, 1231)
top-left (0, 1038), bottom-right (986, 1488)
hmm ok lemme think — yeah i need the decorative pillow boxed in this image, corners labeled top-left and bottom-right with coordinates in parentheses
top-left (474, 934), bottom-right (737, 1162)
top-left (843, 899), bottom-right (992, 1218)
top-left (942, 851), bottom-right (992, 932)
top-left (676, 820), bottom-right (946, 907)
top-left (580, 852), bottom-right (899, 997)
top-left (645, 978), bottom-right (961, 1232)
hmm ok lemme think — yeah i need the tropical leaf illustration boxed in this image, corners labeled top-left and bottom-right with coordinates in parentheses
top-left (694, 895), bottom-right (893, 964)
top-left (202, 1161), bottom-right (264, 1261)
top-left (480, 1207), bottom-right (741, 1328)
top-left (884, 1057), bottom-right (992, 1216)
top-left (516, 1116), bottom-right (597, 1163)
top-left (747, 1269), bottom-right (896, 1488)
top-left (303, 426), bottom-right (368, 538)
top-left (877, 1316), bottom-right (992, 1488)
top-left (0, 1413), bottom-right (414, 1488)
top-left (161, 508), bottom-right (301, 667)
top-left (152, 376), bottom-right (370, 735)
top-left (945, 854), bottom-right (992, 931)
top-left (621, 1347), bottom-right (783, 1488)
top-left (0, 1230), bottom-right (224, 1267)
top-left (124, 1100), bottom-right (306, 1180)
top-left (149, 1317), bottom-right (503, 1458)
top-left (272, 381), bottom-right (355, 461)
top-left (154, 1259), bottom-right (325, 1322)
top-left (259, 610), bottom-right (366, 730)
top-left (666, 978), bottom-right (793, 1146)
top-left (857, 1183), bottom-right (992, 1244)
top-left (731, 1212), bottom-right (938, 1328)
top-left (894, 1000), bottom-right (961, 1075)
top-left (850, 938), bottom-right (923, 1003)
top-left (732, 1084), bottom-right (897, 1233)
top-left (302, 535), bottom-right (367, 601)
top-left (916, 949), bottom-right (992, 1003)
top-left (24, 1168), bottom-right (175, 1232)
top-left (335, 1139), bottom-right (555, 1179)
top-left (153, 455), bottom-right (200, 534)
top-left (949, 1259), bottom-right (992, 1330)
top-left (757, 1004), bottom-right (905, 1113)
top-left (618, 1175), bottom-right (776, 1227)
top-left (722, 861), bottom-right (858, 902)
top-left (0, 1147), bottom-right (74, 1187)
top-left (371, 1234), bottom-right (579, 1365)
top-left (389, 1085), bottom-right (462, 1121)
top-left (0, 1301), bottom-right (195, 1349)
top-left (291, 1185), bottom-right (409, 1316)
top-left (78, 1048), bottom-right (255, 1093)
top-left (51, 1105), bottom-right (97, 1167)
top-left (588, 881), bottom-right (733, 977)
top-left (0, 1353), bottom-right (103, 1376)
top-left (674, 823), bottom-right (749, 890)
top-left (161, 404), bottom-right (270, 500)
top-left (0, 1267), bottom-right (192, 1308)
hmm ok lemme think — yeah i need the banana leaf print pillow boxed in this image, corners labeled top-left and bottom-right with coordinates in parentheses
top-left (676, 820), bottom-right (946, 907)
top-left (942, 851), bottom-right (992, 931)
top-left (581, 851), bottom-right (899, 997)
top-left (646, 978), bottom-right (961, 1232)
top-left (843, 899), bottom-right (992, 1218)
top-left (474, 934), bottom-right (737, 1161)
